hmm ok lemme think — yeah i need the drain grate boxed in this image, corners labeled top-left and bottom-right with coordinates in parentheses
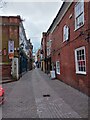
top-left (43, 94), bottom-right (50, 97)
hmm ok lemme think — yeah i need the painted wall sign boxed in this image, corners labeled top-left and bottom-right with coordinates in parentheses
top-left (8, 40), bottom-right (14, 59)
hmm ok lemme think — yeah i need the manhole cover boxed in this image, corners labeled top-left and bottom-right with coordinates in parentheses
top-left (43, 94), bottom-right (50, 97)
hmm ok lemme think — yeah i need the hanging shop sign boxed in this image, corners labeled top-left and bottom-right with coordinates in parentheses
top-left (8, 40), bottom-right (14, 59)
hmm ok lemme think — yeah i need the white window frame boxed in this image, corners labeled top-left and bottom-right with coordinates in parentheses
top-left (63, 25), bottom-right (69, 42)
top-left (75, 46), bottom-right (86, 75)
top-left (56, 61), bottom-right (60, 74)
top-left (75, 0), bottom-right (84, 30)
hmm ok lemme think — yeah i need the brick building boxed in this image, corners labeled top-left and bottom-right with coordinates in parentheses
top-left (0, 16), bottom-right (21, 80)
top-left (42, 1), bottom-right (90, 96)
top-left (41, 32), bottom-right (47, 72)
top-left (36, 49), bottom-right (41, 68)
top-left (26, 39), bottom-right (33, 70)
top-left (0, 16), bottom-right (33, 81)
top-left (45, 33), bottom-right (52, 74)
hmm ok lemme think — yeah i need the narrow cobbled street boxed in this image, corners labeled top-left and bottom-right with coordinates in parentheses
top-left (2, 69), bottom-right (88, 118)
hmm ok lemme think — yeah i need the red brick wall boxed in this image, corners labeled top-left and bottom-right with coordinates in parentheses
top-left (2, 16), bottom-right (20, 62)
top-left (51, 2), bottom-right (90, 95)
top-left (88, 43), bottom-right (90, 95)
top-left (1, 16), bottom-right (21, 79)
top-left (37, 49), bottom-right (41, 62)
top-left (42, 33), bottom-right (47, 58)
top-left (88, 2), bottom-right (90, 95)
top-left (2, 64), bottom-right (11, 78)
top-left (0, 65), bottom-right (2, 77)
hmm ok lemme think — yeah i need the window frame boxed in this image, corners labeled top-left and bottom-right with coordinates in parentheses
top-left (75, 46), bottom-right (86, 75)
top-left (74, 0), bottom-right (84, 30)
top-left (56, 61), bottom-right (60, 74)
top-left (63, 25), bottom-right (69, 42)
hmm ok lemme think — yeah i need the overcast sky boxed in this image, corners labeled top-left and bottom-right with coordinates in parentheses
top-left (0, 1), bottom-right (63, 53)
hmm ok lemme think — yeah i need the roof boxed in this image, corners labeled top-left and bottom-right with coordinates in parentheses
top-left (47, 1), bottom-right (73, 34)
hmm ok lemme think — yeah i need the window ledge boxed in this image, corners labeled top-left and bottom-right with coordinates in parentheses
top-left (76, 72), bottom-right (86, 75)
top-left (56, 72), bottom-right (60, 75)
top-left (74, 24), bottom-right (84, 32)
top-left (63, 40), bottom-right (69, 43)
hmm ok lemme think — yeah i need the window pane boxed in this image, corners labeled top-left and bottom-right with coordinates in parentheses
top-left (82, 49), bottom-right (84, 54)
top-left (83, 67), bottom-right (85, 71)
top-left (75, 1), bottom-right (84, 29)
top-left (63, 25), bottom-right (69, 41)
top-left (56, 61), bottom-right (60, 74)
top-left (75, 47), bottom-right (86, 73)
top-left (81, 55), bottom-right (84, 60)
top-left (77, 55), bottom-right (79, 60)
top-left (79, 66), bottom-right (81, 71)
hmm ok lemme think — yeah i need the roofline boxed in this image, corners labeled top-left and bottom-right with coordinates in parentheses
top-left (0, 15), bottom-right (22, 21)
top-left (0, 15), bottom-right (20, 18)
top-left (47, 2), bottom-right (65, 34)
top-left (47, 1), bottom-right (73, 34)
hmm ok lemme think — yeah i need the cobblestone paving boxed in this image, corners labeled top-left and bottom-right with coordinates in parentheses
top-left (2, 69), bottom-right (89, 119)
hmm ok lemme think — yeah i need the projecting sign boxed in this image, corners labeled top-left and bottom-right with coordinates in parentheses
top-left (8, 40), bottom-right (14, 59)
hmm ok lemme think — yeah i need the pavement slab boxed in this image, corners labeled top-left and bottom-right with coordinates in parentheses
top-left (1, 69), bottom-right (89, 119)
top-left (32, 69), bottom-right (82, 118)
